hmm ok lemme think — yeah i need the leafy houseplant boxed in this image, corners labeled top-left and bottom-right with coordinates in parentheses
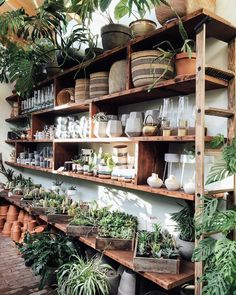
top-left (170, 201), bottom-right (195, 260)
top-left (52, 179), bottom-right (63, 191)
top-left (57, 255), bottom-right (111, 295)
top-left (18, 232), bottom-right (78, 289)
top-left (206, 136), bottom-right (236, 185)
top-left (192, 196), bottom-right (236, 295)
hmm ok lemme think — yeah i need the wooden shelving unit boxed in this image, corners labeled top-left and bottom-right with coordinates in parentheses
top-left (4, 9), bottom-right (236, 294)
top-left (0, 192), bottom-right (194, 290)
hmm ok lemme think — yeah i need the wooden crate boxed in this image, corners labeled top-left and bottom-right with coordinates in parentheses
top-left (9, 194), bottom-right (23, 203)
top-left (47, 213), bottom-right (73, 224)
top-left (29, 206), bottom-right (51, 215)
top-left (66, 225), bottom-right (98, 237)
top-left (133, 234), bottom-right (181, 274)
top-left (20, 199), bottom-right (33, 208)
top-left (95, 236), bottom-right (134, 251)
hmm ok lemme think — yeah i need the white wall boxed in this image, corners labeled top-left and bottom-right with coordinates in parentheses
top-left (0, 0), bottom-right (235, 231)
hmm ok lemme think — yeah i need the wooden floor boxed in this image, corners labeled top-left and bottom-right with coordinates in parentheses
top-left (0, 235), bottom-right (55, 295)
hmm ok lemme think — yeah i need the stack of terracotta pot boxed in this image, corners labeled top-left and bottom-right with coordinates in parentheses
top-left (2, 205), bottom-right (19, 237)
top-left (0, 205), bottom-right (9, 232)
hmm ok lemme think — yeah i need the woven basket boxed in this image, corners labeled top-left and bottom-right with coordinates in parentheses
top-left (89, 72), bottom-right (109, 99)
top-left (109, 60), bottom-right (127, 94)
top-left (131, 50), bottom-right (174, 87)
top-left (155, 0), bottom-right (216, 25)
top-left (75, 79), bottom-right (90, 102)
top-left (56, 88), bottom-right (75, 106)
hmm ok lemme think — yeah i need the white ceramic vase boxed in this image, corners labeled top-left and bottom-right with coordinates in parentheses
top-left (106, 120), bottom-right (123, 137)
top-left (147, 173), bottom-right (163, 188)
top-left (183, 178), bottom-right (195, 194)
top-left (165, 175), bottom-right (180, 191)
top-left (118, 270), bottom-right (136, 295)
top-left (125, 117), bottom-right (143, 137)
top-left (94, 121), bottom-right (108, 138)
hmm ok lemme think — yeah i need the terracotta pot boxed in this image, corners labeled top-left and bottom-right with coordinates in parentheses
top-left (31, 225), bottom-right (46, 234)
top-left (7, 205), bottom-right (19, 215)
top-left (0, 217), bottom-right (5, 227)
top-left (18, 210), bottom-right (25, 222)
top-left (155, 0), bottom-right (216, 25)
top-left (175, 52), bottom-right (197, 76)
top-left (11, 225), bottom-right (22, 242)
top-left (2, 222), bottom-right (13, 236)
top-left (27, 215), bottom-right (35, 222)
top-left (0, 205), bottom-right (9, 215)
top-left (129, 19), bottom-right (157, 38)
top-left (21, 224), bottom-right (28, 233)
top-left (7, 214), bottom-right (19, 222)
top-left (28, 220), bottom-right (37, 232)
top-left (23, 213), bottom-right (30, 223)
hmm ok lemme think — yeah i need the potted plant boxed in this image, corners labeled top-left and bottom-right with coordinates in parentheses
top-left (93, 112), bottom-right (108, 138)
top-left (18, 232), bottom-right (78, 289)
top-left (67, 186), bottom-right (79, 200)
top-left (114, 0), bottom-right (157, 38)
top-left (98, 153), bottom-right (114, 179)
top-left (72, 157), bottom-right (85, 174)
top-left (133, 224), bottom-right (180, 273)
top-left (170, 201), bottom-right (195, 260)
top-left (96, 211), bottom-right (138, 250)
top-left (57, 255), bottom-right (111, 295)
top-left (51, 179), bottom-right (63, 192)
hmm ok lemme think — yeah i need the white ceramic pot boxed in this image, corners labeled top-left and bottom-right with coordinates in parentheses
top-left (125, 117), bottom-right (143, 137)
top-left (165, 175), bottom-right (180, 191)
top-left (112, 155), bottom-right (127, 165)
top-left (106, 270), bottom-right (121, 295)
top-left (183, 178), bottom-right (195, 194)
top-left (113, 145), bottom-right (128, 156)
top-left (106, 120), bottom-right (123, 137)
top-left (176, 235), bottom-right (195, 261)
top-left (94, 121), bottom-right (108, 138)
top-left (165, 153), bottom-right (180, 163)
top-left (129, 111), bottom-right (143, 120)
top-left (120, 114), bottom-right (129, 128)
top-left (147, 173), bottom-right (163, 188)
top-left (118, 270), bottom-right (136, 295)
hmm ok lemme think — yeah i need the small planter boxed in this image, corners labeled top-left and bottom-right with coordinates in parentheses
top-left (175, 235), bottom-right (195, 261)
top-left (95, 236), bottom-right (135, 251)
top-left (175, 52), bottom-right (197, 77)
top-left (66, 225), bottom-right (99, 237)
top-left (90, 72), bottom-right (109, 99)
top-left (94, 121), bottom-right (108, 138)
top-left (20, 199), bottom-right (33, 208)
top-left (47, 213), bottom-right (73, 224)
top-left (9, 194), bottom-right (22, 203)
top-left (133, 234), bottom-right (181, 274)
top-left (106, 120), bottom-right (123, 137)
top-left (101, 24), bottom-right (132, 51)
top-left (129, 19), bottom-right (157, 38)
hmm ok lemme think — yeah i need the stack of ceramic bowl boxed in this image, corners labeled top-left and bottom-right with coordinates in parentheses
top-left (17, 210), bottom-right (25, 223)
top-left (112, 145), bottom-right (128, 170)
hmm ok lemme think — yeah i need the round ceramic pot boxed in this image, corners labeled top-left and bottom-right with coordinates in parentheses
top-left (129, 19), bottom-right (157, 38)
top-left (129, 111), bottom-right (143, 120)
top-left (113, 145), bottom-right (128, 156)
top-left (175, 235), bottom-right (195, 261)
top-left (0, 205), bottom-right (9, 215)
top-left (120, 114), bottom-right (130, 128)
top-left (147, 173), bottom-right (163, 188)
top-left (118, 269), bottom-right (136, 295)
top-left (7, 214), bottom-right (18, 223)
top-left (7, 205), bottom-right (19, 215)
top-left (125, 117), bottom-right (143, 137)
top-left (101, 24), bottom-right (132, 51)
top-left (2, 221), bottom-right (13, 237)
top-left (183, 180), bottom-right (195, 194)
top-left (17, 210), bottom-right (25, 222)
top-left (11, 224), bottom-right (22, 242)
top-left (106, 270), bottom-right (121, 295)
top-left (106, 120), bottom-right (123, 137)
top-left (175, 52), bottom-right (197, 76)
top-left (94, 121), bottom-right (108, 138)
top-left (165, 175), bottom-right (180, 191)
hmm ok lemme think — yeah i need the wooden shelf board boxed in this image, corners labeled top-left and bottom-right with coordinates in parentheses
top-left (5, 115), bottom-right (27, 123)
top-left (54, 136), bottom-right (212, 144)
top-left (5, 139), bottom-right (53, 144)
top-left (205, 107), bottom-right (235, 118)
top-left (0, 192), bottom-right (194, 291)
top-left (5, 161), bottom-right (194, 201)
top-left (5, 161), bottom-right (52, 173)
top-left (32, 103), bottom-right (89, 116)
top-left (86, 75), bottom-right (228, 106)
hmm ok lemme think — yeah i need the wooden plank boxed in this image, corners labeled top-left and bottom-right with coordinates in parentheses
top-left (5, 161), bottom-right (52, 173)
top-left (66, 225), bottom-right (98, 237)
top-left (195, 23), bottom-right (206, 295)
top-left (228, 38), bottom-right (236, 240)
top-left (205, 65), bottom-right (235, 81)
top-left (205, 107), bottom-right (235, 118)
top-left (47, 214), bottom-right (72, 224)
top-left (95, 237), bottom-right (134, 251)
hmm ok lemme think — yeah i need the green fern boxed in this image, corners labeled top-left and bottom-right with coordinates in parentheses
top-left (192, 237), bottom-right (216, 262)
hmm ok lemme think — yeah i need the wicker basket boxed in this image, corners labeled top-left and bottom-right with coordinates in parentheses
top-left (56, 88), bottom-right (75, 106)
top-left (131, 50), bottom-right (174, 87)
top-left (89, 72), bottom-right (109, 99)
top-left (155, 0), bottom-right (216, 25)
top-left (75, 79), bottom-right (90, 102)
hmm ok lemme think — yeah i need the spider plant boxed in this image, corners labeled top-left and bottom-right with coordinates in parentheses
top-left (57, 255), bottom-right (111, 295)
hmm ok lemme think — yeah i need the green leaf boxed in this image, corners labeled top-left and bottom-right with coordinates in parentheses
top-left (205, 158), bottom-right (232, 185)
top-left (210, 134), bottom-right (225, 149)
top-left (99, 0), bottom-right (113, 11)
top-left (192, 237), bottom-right (216, 262)
top-left (114, 0), bottom-right (129, 20)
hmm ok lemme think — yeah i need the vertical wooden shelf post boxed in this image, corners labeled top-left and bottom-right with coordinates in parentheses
top-left (195, 23), bottom-right (206, 295)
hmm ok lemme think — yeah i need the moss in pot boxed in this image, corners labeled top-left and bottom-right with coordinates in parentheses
top-left (170, 201), bottom-right (195, 261)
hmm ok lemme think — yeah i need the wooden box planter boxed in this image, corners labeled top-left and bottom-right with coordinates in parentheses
top-left (29, 206), bottom-right (51, 216)
top-left (95, 236), bottom-right (135, 251)
top-left (66, 225), bottom-right (99, 237)
top-left (47, 213), bottom-right (73, 224)
top-left (133, 234), bottom-right (181, 274)
top-left (20, 199), bottom-right (33, 208)
top-left (9, 194), bottom-right (23, 203)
